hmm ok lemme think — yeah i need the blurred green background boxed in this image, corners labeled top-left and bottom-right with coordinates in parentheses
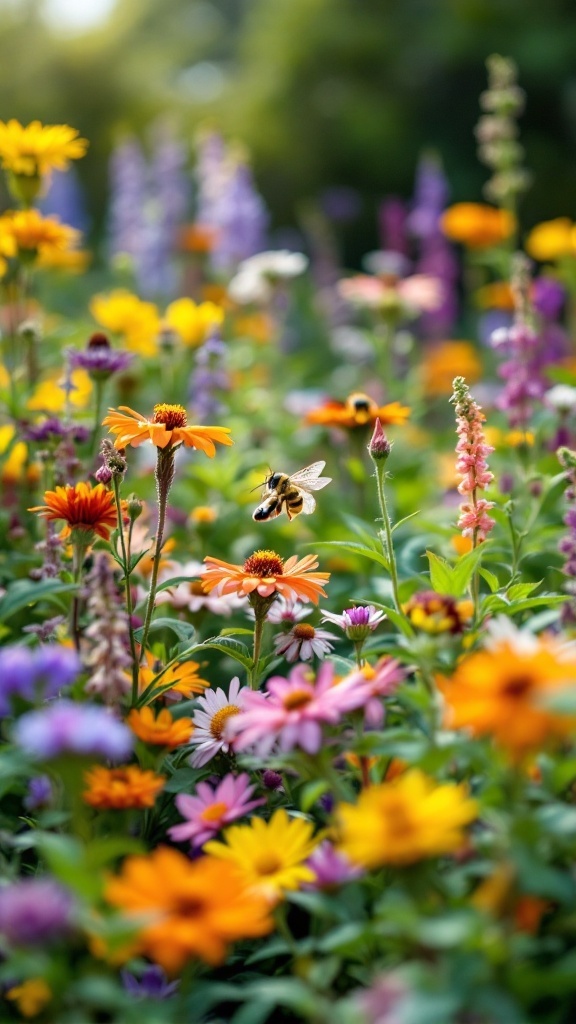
top-left (2, 0), bottom-right (576, 261)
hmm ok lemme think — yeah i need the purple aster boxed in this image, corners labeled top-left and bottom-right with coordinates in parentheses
top-left (304, 841), bottom-right (363, 890)
top-left (321, 605), bottom-right (386, 642)
top-left (0, 644), bottom-right (80, 717)
top-left (13, 699), bottom-right (133, 761)
top-left (273, 623), bottom-right (337, 663)
top-left (23, 774), bottom-right (53, 811)
top-left (121, 965), bottom-right (179, 1000)
top-left (67, 334), bottom-right (133, 380)
top-left (0, 877), bottom-right (75, 946)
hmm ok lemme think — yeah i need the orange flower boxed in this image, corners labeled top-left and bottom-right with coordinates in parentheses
top-left (421, 341), bottom-right (482, 396)
top-left (105, 846), bottom-right (274, 972)
top-left (201, 549), bottom-right (330, 605)
top-left (30, 482), bottom-right (118, 540)
top-left (83, 765), bottom-right (166, 809)
top-left (438, 635), bottom-right (576, 755)
top-left (306, 391), bottom-right (410, 429)
top-left (127, 706), bottom-right (194, 748)
top-left (440, 203), bottom-right (516, 248)
top-left (138, 654), bottom-right (209, 702)
top-left (474, 281), bottom-right (515, 310)
top-left (102, 403), bottom-right (233, 456)
top-left (0, 209), bottom-right (80, 260)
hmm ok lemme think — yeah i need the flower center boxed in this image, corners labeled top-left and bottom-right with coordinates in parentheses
top-left (502, 674), bottom-right (534, 698)
top-left (209, 704), bottom-right (241, 740)
top-left (176, 895), bottom-right (205, 916)
top-left (87, 332), bottom-right (110, 350)
top-left (243, 550), bottom-right (284, 578)
top-left (152, 403), bottom-right (188, 429)
top-left (283, 688), bottom-right (313, 711)
top-left (292, 623), bottom-right (316, 640)
top-left (189, 581), bottom-right (207, 596)
top-left (200, 800), bottom-right (228, 823)
top-left (254, 851), bottom-right (282, 876)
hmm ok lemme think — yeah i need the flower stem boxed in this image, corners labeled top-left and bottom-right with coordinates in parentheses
top-left (139, 447), bottom-right (175, 662)
top-left (90, 379), bottom-right (105, 460)
top-left (112, 475), bottom-right (139, 702)
top-left (374, 462), bottom-right (401, 612)
top-left (249, 612), bottom-right (266, 690)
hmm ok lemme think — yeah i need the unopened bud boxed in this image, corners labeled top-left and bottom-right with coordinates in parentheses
top-left (94, 464), bottom-right (113, 484)
top-left (126, 493), bottom-right (143, 522)
top-left (368, 417), bottom-right (392, 462)
top-left (262, 769), bottom-right (283, 790)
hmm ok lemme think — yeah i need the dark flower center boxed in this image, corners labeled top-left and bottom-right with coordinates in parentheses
top-left (293, 623), bottom-right (316, 640)
top-left (152, 404), bottom-right (188, 429)
top-left (243, 550), bottom-right (284, 578)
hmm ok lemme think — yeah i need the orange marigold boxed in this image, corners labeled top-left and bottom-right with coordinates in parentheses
top-left (127, 706), bottom-right (194, 748)
top-left (201, 549), bottom-right (330, 605)
top-left (305, 391), bottom-right (410, 429)
top-left (83, 765), bottom-right (166, 809)
top-left (438, 635), bottom-right (576, 755)
top-left (0, 209), bottom-right (80, 260)
top-left (105, 846), bottom-right (274, 972)
top-left (440, 203), bottom-right (516, 249)
top-left (30, 482), bottom-right (118, 540)
top-left (102, 403), bottom-right (233, 456)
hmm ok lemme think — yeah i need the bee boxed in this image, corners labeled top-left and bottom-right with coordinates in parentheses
top-left (253, 461), bottom-right (332, 522)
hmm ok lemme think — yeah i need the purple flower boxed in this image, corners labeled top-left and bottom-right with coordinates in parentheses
top-left (13, 700), bottom-right (133, 761)
top-left (0, 644), bottom-right (80, 717)
top-left (321, 605), bottom-right (386, 643)
top-left (67, 334), bottom-right (133, 380)
top-left (532, 276), bottom-right (565, 321)
top-left (0, 878), bottom-right (75, 946)
top-left (24, 775), bottom-right (53, 811)
top-left (304, 841), bottom-right (363, 889)
top-left (121, 966), bottom-right (179, 1000)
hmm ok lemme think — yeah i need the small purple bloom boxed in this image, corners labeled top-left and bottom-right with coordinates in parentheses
top-left (121, 966), bottom-right (179, 1000)
top-left (305, 842), bottom-right (363, 889)
top-left (67, 334), bottom-right (133, 379)
top-left (321, 605), bottom-right (385, 643)
top-left (13, 700), bottom-right (133, 761)
top-left (0, 644), bottom-right (80, 717)
top-left (0, 878), bottom-right (75, 946)
top-left (24, 775), bottom-right (53, 811)
top-left (532, 276), bottom-right (565, 321)
top-left (262, 769), bottom-right (283, 790)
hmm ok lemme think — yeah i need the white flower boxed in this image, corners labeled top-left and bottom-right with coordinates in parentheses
top-left (228, 250), bottom-right (308, 304)
top-left (273, 623), bottom-right (337, 662)
top-left (545, 384), bottom-right (576, 412)
top-left (189, 677), bottom-right (249, 767)
top-left (155, 560), bottom-right (245, 617)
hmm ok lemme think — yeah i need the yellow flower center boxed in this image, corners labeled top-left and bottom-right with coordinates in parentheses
top-left (293, 623), bottom-right (316, 640)
top-left (209, 704), bottom-right (241, 739)
top-left (254, 851), bottom-right (283, 876)
top-left (200, 800), bottom-right (228, 822)
top-left (152, 403), bottom-right (188, 429)
top-left (243, 549), bottom-right (284, 577)
top-left (283, 689), bottom-right (313, 711)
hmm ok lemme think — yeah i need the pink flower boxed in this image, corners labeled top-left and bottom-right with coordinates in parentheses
top-left (451, 377), bottom-right (496, 544)
top-left (321, 604), bottom-right (386, 641)
top-left (343, 657), bottom-right (406, 726)
top-left (304, 842), bottom-right (363, 890)
top-left (230, 662), bottom-right (370, 756)
top-left (273, 623), bottom-right (337, 662)
top-left (168, 772), bottom-right (264, 848)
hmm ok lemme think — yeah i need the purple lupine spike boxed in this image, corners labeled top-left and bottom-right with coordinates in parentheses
top-left (138, 122), bottom-right (191, 298)
top-left (107, 135), bottom-right (149, 270)
top-left (209, 160), bottom-right (268, 273)
top-left (409, 155), bottom-right (458, 336)
top-left (188, 329), bottom-right (230, 422)
top-left (378, 196), bottom-right (409, 256)
top-left (40, 167), bottom-right (90, 233)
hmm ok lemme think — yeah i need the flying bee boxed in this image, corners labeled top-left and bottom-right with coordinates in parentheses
top-left (252, 461), bottom-right (332, 522)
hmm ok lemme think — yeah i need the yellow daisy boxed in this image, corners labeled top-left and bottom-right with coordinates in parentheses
top-left (0, 119), bottom-right (87, 178)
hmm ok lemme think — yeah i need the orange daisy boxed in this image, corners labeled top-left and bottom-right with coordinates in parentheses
top-left (138, 654), bottom-right (209, 702)
top-left (437, 636), bottom-right (576, 756)
top-left (30, 482), bottom-right (118, 540)
top-left (201, 550), bottom-right (330, 605)
top-left (0, 209), bottom-right (80, 260)
top-left (126, 706), bottom-right (194, 749)
top-left (440, 203), bottom-right (516, 249)
top-left (305, 391), bottom-right (410, 429)
top-left (102, 403), bottom-right (233, 456)
top-left (105, 846), bottom-right (274, 972)
top-left (83, 765), bottom-right (166, 809)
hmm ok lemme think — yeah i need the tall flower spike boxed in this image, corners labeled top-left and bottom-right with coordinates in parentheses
top-left (451, 376), bottom-right (495, 546)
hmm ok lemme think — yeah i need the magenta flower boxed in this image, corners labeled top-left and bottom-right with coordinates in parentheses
top-left (321, 605), bottom-right (386, 642)
top-left (304, 842), bottom-right (363, 890)
top-left (273, 623), bottom-right (337, 662)
top-left (230, 662), bottom-right (370, 756)
top-left (343, 656), bottom-right (406, 726)
top-left (451, 376), bottom-right (495, 545)
top-left (168, 772), bottom-right (264, 848)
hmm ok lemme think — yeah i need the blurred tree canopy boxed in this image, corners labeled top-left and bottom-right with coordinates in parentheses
top-left (1, 0), bottom-right (576, 259)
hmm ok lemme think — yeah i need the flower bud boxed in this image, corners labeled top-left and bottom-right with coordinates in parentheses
top-left (368, 417), bottom-right (392, 462)
top-left (126, 493), bottom-right (143, 523)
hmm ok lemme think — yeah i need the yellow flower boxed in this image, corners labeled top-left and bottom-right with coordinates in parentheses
top-left (190, 505), bottom-right (218, 524)
top-left (0, 209), bottom-right (80, 265)
top-left (83, 765), bottom-right (166, 809)
top-left (103, 404), bottom-right (233, 455)
top-left (105, 847), bottom-right (274, 972)
top-left (27, 368), bottom-right (93, 413)
top-left (525, 218), bottom-right (576, 262)
top-left (6, 978), bottom-right (52, 1018)
top-left (138, 654), bottom-right (209, 701)
top-left (90, 289), bottom-right (161, 357)
top-left (127, 706), bottom-right (194, 749)
top-left (0, 119), bottom-right (87, 177)
top-left (37, 246), bottom-right (91, 273)
top-left (204, 808), bottom-right (318, 901)
top-left (336, 769), bottom-right (477, 868)
top-left (440, 203), bottom-right (516, 248)
top-left (437, 636), bottom-right (576, 756)
top-left (421, 341), bottom-right (482, 396)
top-left (164, 297), bottom-right (224, 347)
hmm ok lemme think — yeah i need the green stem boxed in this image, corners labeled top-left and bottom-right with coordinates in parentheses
top-left (249, 613), bottom-right (266, 690)
top-left (90, 378), bottom-right (105, 460)
top-left (70, 532), bottom-right (90, 652)
top-left (113, 475), bottom-right (139, 702)
top-left (139, 447), bottom-right (174, 662)
top-left (373, 461), bottom-right (401, 612)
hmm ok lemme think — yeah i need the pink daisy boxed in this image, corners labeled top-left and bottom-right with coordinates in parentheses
top-left (188, 677), bottom-right (249, 768)
top-left (273, 623), bottom-right (337, 663)
top-left (229, 662), bottom-right (370, 756)
top-left (343, 656), bottom-right (406, 726)
top-left (168, 772), bottom-right (264, 848)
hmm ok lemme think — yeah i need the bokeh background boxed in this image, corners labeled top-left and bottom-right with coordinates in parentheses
top-left (2, 0), bottom-right (576, 264)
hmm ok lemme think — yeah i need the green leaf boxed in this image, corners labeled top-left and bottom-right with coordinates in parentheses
top-left (426, 546), bottom-right (484, 597)
top-left (391, 509), bottom-right (421, 533)
top-left (154, 574), bottom-right (198, 594)
top-left (479, 567), bottom-right (500, 593)
top-left (314, 539), bottom-right (390, 570)
top-left (0, 578), bottom-right (78, 622)
top-left (198, 635), bottom-right (253, 670)
top-left (299, 779), bottom-right (330, 812)
top-left (133, 618), bottom-right (195, 645)
top-left (369, 601), bottom-right (414, 639)
top-left (507, 580), bottom-right (542, 601)
top-left (426, 550), bottom-right (456, 594)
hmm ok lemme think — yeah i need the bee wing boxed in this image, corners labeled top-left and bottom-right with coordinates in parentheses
top-left (300, 491), bottom-right (317, 515)
top-left (290, 461), bottom-right (332, 492)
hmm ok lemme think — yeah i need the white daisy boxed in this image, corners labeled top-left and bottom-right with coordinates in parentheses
top-left (188, 676), bottom-right (249, 767)
top-left (155, 560), bottom-right (246, 617)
